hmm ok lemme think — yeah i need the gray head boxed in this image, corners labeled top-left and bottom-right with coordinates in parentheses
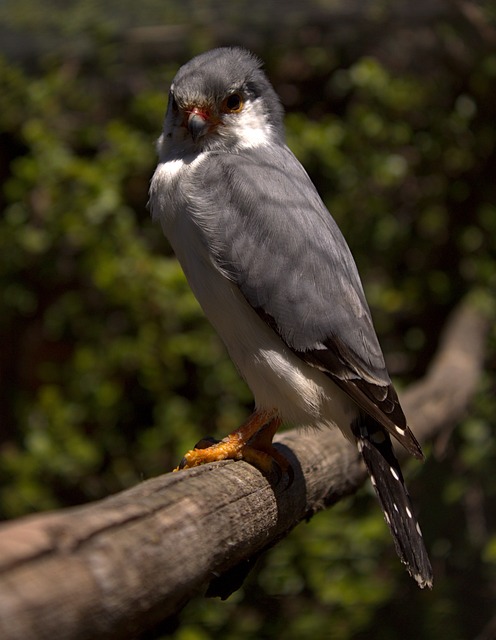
top-left (159, 47), bottom-right (285, 156)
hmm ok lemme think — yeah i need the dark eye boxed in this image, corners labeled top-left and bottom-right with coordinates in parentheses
top-left (223, 92), bottom-right (244, 113)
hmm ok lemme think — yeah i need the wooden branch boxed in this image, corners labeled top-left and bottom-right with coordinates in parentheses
top-left (0, 293), bottom-right (491, 640)
top-left (401, 293), bottom-right (491, 446)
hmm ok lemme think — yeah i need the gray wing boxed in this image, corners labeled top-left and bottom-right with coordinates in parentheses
top-left (195, 144), bottom-right (422, 458)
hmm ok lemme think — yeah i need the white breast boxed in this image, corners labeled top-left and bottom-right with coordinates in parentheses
top-left (150, 150), bottom-right (358, 437)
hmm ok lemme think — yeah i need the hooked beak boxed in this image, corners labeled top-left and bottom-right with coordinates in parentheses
top-left (186, 109), bottom-right (211, 143)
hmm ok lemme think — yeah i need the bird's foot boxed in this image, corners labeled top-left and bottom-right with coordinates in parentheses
top-left (174, 409), bottom-right (291, 481)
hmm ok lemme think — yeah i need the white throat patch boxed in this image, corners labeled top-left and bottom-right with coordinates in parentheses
top-left (229, 98), bottom-right (273, 150)
top-left (231, 99), bottom-right (272, 149)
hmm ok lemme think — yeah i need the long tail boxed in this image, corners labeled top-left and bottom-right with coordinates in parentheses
top-left (352, 416), bottom-right (433, 589)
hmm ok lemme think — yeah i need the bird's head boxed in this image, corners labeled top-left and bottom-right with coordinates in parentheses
top-left (158, 47), bottom-right (285, 156)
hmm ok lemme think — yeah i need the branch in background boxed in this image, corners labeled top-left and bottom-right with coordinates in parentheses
top-left (0, 292), bottom-right (492, 640)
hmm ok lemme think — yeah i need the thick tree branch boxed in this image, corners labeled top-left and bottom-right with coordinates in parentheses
top-left (0, 292), bottom-right (492, 640)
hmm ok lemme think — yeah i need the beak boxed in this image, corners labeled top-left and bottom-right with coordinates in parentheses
top-left (186, 109), bottom-right (211, 143)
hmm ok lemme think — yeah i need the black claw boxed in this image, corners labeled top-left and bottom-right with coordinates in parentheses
top-left (194, 436), bottom-right (219, 449)
top-left (177, 457), bottom-right (188, 469)
top-left (284, 464), bottom-right (295, 490)
top-left (271, 459), bottom-right (283, 485)
top-left (275, 462), bottom-right (294, 490)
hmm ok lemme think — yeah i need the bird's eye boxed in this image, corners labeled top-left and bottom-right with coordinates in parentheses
top-left (222, 92), bottom-right (244, 113)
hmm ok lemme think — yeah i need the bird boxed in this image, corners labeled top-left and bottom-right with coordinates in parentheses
top-left (149, 47), bottom-right (433, 589)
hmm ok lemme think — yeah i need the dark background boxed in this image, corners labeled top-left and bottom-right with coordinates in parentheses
top-left (0, 1), bottom-right (495, 638)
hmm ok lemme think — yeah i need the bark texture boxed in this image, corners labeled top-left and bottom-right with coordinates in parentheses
top-left (0, 293), bottom-right (491, 640)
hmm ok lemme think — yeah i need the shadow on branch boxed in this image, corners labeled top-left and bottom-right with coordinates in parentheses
top-left (0, 291), bottom-right (492, 640)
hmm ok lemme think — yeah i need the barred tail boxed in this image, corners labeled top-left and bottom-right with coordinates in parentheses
top-left (352, 416), bottom-right (433, 589)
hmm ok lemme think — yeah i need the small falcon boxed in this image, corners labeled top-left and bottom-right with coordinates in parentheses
top-left (149, 47), bottom-right (433, 588)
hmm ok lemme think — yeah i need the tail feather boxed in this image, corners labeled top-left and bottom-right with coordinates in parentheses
top-left (352, 416), bottom-right (433, 589)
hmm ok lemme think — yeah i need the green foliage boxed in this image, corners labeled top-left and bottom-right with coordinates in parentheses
top-left (1, 12), bottom-right (496, 640)
top-left (0, 57), bottom-right (250, 516)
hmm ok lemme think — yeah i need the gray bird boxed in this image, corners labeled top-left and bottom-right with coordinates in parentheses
top-left (149, 47), bottom-right (433, 588)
